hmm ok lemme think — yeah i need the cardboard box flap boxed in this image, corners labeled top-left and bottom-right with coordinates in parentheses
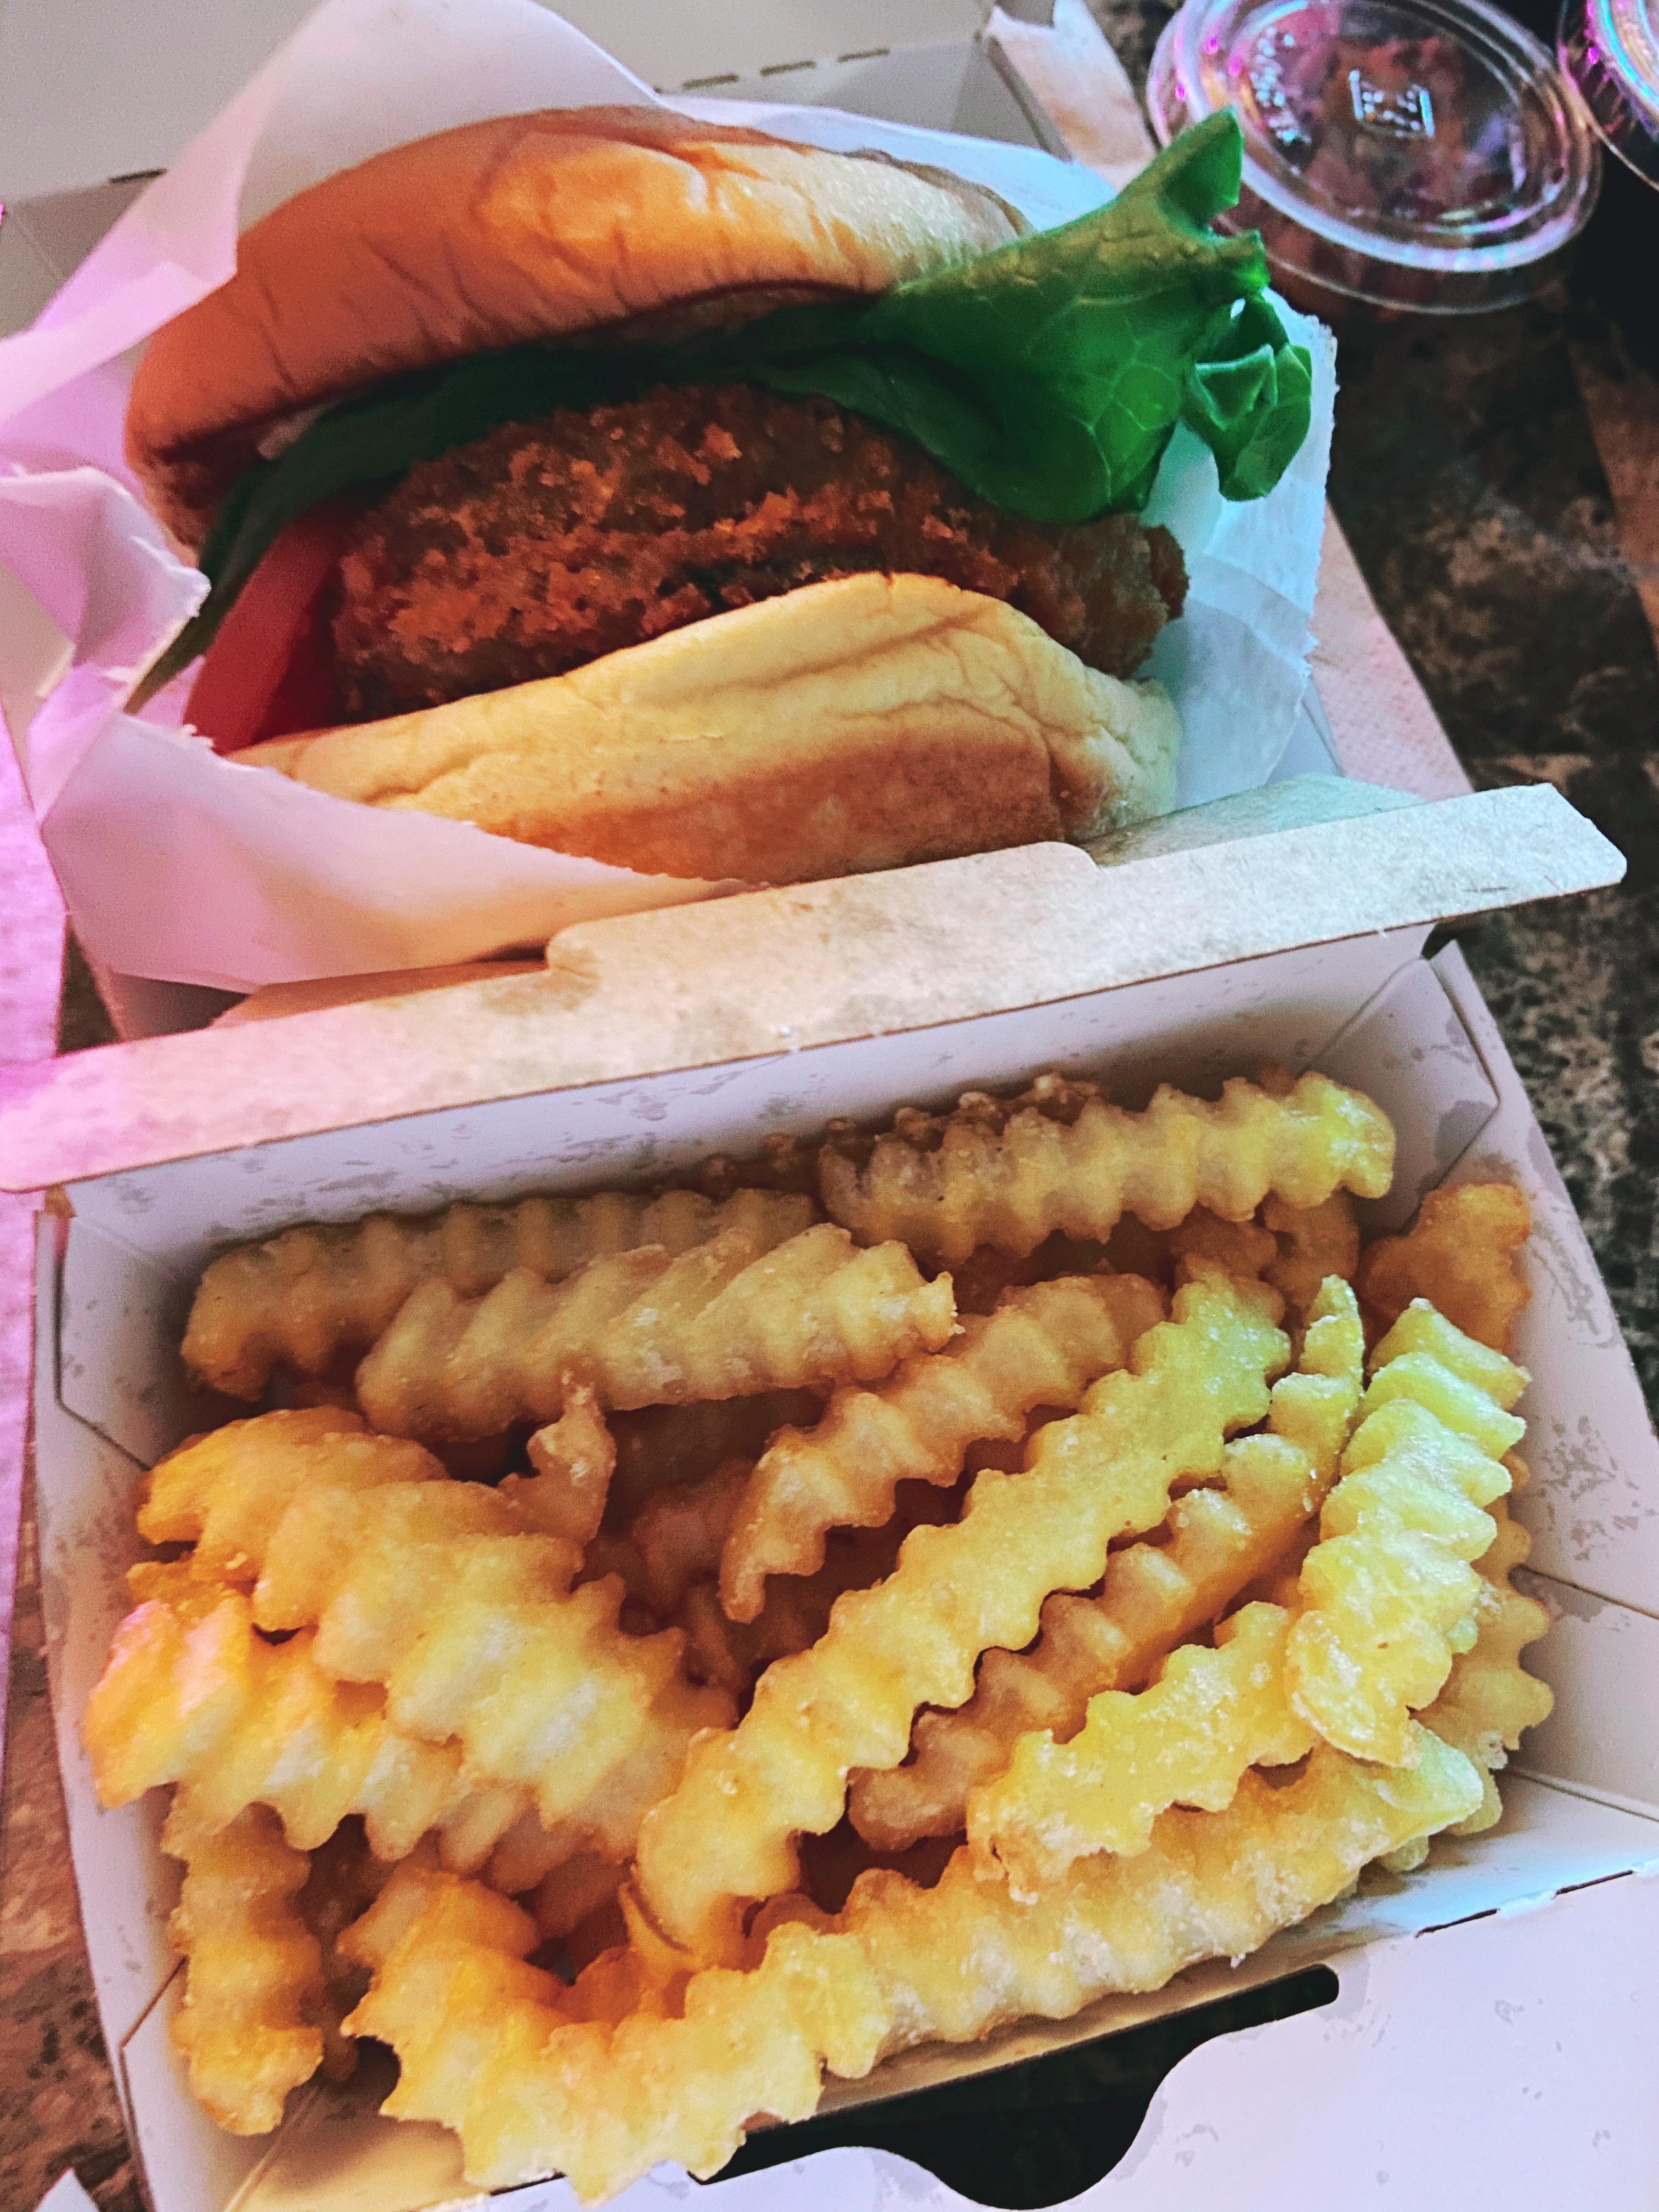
top-left (0, 782), bottom-right (1623, 1195)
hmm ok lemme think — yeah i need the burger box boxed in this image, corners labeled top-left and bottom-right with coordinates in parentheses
top-left (0, 0), bottom-right (1035, 215)
top-left (5, 774), bottom-right (1659, 2212)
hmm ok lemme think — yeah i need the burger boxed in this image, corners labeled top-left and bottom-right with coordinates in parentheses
top-left (125, 105), bottom-right (1312, 888)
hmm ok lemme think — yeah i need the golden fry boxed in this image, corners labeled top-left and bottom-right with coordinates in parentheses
top-left (1167, 1206), bottom-right (1277, 1282)
top-left (253, 1480), bottom-right (731, 1843)
top-left (1357, 1181), bottom-right (1532, 1354)
top-left (138, 1408), bottom-right (444, 1583)
top-left (635, 1272), bottom-right (1282, 1961)
top-left (820, 1072), bottom-right (1395, 1267)
top-left (184, 1187), bottom-right (817, 1397)
top-left (343, 1734), bottom-right (1476, 2201)
top-left (162, 1801), bottom-right (326, 2135)
top-left (720, 1274), bottom-right (1160, 1623)
top-left (356, 1224), bottom-right (955, 1441)
top-left (851, 1278), bottom-right (1363, 1849)
top-left (343, 1869), bottom-right (888, 2202)
top-left (676, 1486), bottom-right (962, 1698)
top-left (88, 1570), bottom-right (530, 1868)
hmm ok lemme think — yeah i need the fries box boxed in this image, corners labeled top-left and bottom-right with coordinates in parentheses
top-left (5, 771), bottom-right (1658, 2212)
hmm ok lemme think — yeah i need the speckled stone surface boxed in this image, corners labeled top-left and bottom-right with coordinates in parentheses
top-left (1, 1504), bottom-right (139, 2212)
top-left (1325, 303), bottom-right (1659, 1414)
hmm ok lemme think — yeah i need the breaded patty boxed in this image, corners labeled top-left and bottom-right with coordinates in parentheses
top-left (330, 384), bottom-right (1187, 721)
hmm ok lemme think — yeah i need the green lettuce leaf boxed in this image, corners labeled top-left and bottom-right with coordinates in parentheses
top-left (155, 112), bottom-right (1312, 690)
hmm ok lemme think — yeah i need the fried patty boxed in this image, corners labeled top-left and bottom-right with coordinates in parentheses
top-left (330, 383), bottom-right (1187, 723)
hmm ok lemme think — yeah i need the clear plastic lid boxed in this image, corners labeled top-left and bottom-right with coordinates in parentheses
top-left (1559, 0), bottom-right (1659, 183)
top-left (1148, 0), bottom-right (1602, 311)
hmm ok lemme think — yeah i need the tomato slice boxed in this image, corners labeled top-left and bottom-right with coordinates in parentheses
top-left (183, 498), bottom-right (362, 753)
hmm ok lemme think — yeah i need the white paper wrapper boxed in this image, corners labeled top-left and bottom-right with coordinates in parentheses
top-left (0, 0), bottom-right (1335, 994)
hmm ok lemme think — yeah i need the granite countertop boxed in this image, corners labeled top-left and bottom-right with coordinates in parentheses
top-left (4, 69), bottom-right (1658, 2212)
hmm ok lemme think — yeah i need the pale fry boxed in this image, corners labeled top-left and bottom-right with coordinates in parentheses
top-left (1357, 1182), bottom-right (1532, 1355)
top-left (1420, 1499), bottom-right (1553, 1834)
top-left (343, 1870), bottom-right (888, 2202)
top-left (851, 1278), bottom-right (1363, 1849)
top-left (356, 1224), bottom-right (956, 1441)
top-left (820, 1072), bottom-right (1395, 1266)
top-left (252, 1481), bottom-right (732, 1842)
top-left (88, 1570), bottom-right (532, 1868)
top-left (184, 1186), bottom-right (818, 1397)
top-left (720, 1275), bottom-right (1156, 1622)
top-left (162, 1801), bottom-right (326, 2135)
top-left (847, 1732), bottom-right (1481, 2059)
top-left (1286, 1301), bottom-right (1528, 1764)
top-left (138, 1408), bottom-right (444, 1582)
top-left (966, 1603), bottom-right (1315, 1898)
top-left (634, 1273), bottom-right (1284, 1961)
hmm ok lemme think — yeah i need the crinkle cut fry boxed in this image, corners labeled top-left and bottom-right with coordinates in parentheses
top-left (1422, 1498), bottom-right (1554, 1835)
top-left (343, 1867), bottom-right (889, 2202)
top-left (1260, 1192), bottom-right (1361, 1314)
top-left (848, 1732), bottom-right (1482, 2061)
top-left (720, 1273), bottom-right (1161, 1622)
top-left (584, 1459), bottom-right (751, 1616)
top-left (184, 1185), bottom-right (819, 1397)
top-left (86, 1567), bottom-right (533, 1870)
top-left (504, 1387), bottom-right (618, 1547)
top-left (634, 1271), bottom-right (1284, 1961)
top-left (608, 1389), bottom-right (826, 1522)
top-left (120, 1422), bottom-right (731, 1863)
top-left (343, 1735), bottom-right (1477, 2200)
top-left (137, 1408), bottom-right (447, 1583)
top-left (1356, 1181), bottom-right (1532, 1355)
top-left (1286, 1300), bottom-right (1529, 1766)
top-left (966, 1602), bottom-right (1316, 1897)
top-left (678, 1480), bottom-right (969, 1699)
top-left (850, 1276), bottom-right (1365, 1850)
top-left (356, 1222), bottom-right (956, 1442)
top-left (819, 1071), bottom-right (1395, 1267)
top-left (251, 1480), bottom-right (733, 1841)
top-left (162, 1800), bottom-right (327, 2135)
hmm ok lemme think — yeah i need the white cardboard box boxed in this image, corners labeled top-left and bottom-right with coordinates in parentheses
top-left (7, 781), bottom-right (1659, 2212)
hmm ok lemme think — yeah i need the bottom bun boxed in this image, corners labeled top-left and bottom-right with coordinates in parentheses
top-left (243, 573), bottom-right (1182, 885)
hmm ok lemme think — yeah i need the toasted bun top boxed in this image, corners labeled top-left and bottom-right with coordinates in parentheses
top-left (127, 105), bottom-right (1024, 549)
